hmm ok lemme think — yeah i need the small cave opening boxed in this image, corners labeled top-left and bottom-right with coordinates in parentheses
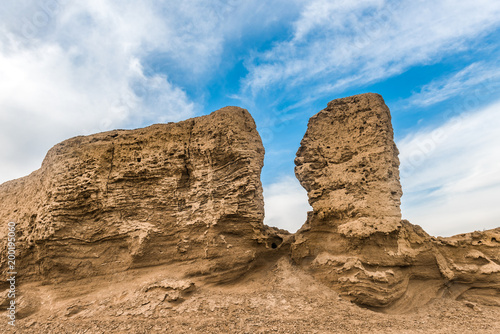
top-left (137, 158), bottom-right (142, 162)
top-left (268, 236), bottom-right (283, 250)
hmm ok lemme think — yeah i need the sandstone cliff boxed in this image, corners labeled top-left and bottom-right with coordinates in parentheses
top-left (0, 95), bottom-right (499, 333)
top-left (0, 106), bottom-right (283, 285)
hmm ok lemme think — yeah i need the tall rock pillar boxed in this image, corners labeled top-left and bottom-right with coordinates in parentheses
top-left (295, 93), bottom-right (402, 237)
top-left (292, 93), bottom-right (413, 306)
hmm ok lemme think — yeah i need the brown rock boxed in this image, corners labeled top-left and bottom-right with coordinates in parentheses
top-left (295, 93), bottom-right (402, 237)
top-left (0, 94), bottom-right (498, 332)
top-left (435, 228), bottom-right (500, 306)
top-left (292, 93), bottom-right (500, 309)
top-left (0, 106), bottom-right (282, 284)
top-left (291, 93), bottom-right (414, 307)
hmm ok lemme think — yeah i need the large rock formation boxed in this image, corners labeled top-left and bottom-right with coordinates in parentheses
top-left (0, 106), bottom-right (283, 285)
top-left (294, 93), bottom-right (402, 237)
top-left (0, 94), bottom-right (498, 330)
top-left (292, 93), bottom-right (500, 308)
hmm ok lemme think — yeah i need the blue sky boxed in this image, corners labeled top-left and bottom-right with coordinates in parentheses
top-left (1, 0), bottom-right (500, 236)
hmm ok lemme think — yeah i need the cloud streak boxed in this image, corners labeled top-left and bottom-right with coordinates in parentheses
top-left (243, 0), bottom-right (500, 99)
top-left (404, 62), bottom-right (500, 107)
top-left (398, 99), bottom-right (500, 236)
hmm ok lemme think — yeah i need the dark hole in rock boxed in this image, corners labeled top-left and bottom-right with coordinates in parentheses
top-left (137, 158), bottom-right (142, 162)
top-left (269, 236), bottom-right (283, 249)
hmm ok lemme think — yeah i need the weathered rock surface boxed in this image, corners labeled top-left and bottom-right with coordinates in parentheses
top-left (434, 229), bottom-right (500, 306)
top-left (0, 95), bottom-right (499, 333)
top-left (292, 93), bottom-right (500, 309)
top-left (0, 106), bottom-right (284, 285)
top-left (294, 93), bottom-right (403, 237)
top-left (3, 257), bottom-right (500, 334)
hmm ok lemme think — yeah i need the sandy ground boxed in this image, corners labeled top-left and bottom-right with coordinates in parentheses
top-left (1, 257), bottom-right (499, 334)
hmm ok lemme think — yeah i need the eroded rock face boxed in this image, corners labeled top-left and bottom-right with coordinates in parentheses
top-left (0, 95), bottom-right (498, 316)
top-left (434, 229), bottom-right (500, 306)
top-left (294, 93), bottom-right (402, 237)
top-left (292, 93), bottom-right (500, 308)
top-left (0, 106), bottom-right (280, 284)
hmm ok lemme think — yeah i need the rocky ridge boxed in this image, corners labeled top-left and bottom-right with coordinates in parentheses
top-left (0, 94), bottom-right (499, 332)
top-left (0, 106), bottom-right (285, 285)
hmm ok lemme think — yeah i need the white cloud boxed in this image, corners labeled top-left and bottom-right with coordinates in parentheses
top-left (398, 99), bottom-right (500, 236)
top-left (0, 0), bottom-right (306, 184)
top-left (404, 62), bottom-right (500, 107)
top-left (243, 0), bottom-right (500, 97)
top-left (263, 175), bottom-right (311, 233)
top-left (0, 1), bottom-right (210, 184)
top-left (292, 0), bottom-right (385, 41)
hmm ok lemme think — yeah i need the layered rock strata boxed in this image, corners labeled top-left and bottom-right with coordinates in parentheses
top-left (0, 95), bottom-right (498, 313)
top-left (0, 107), bottom-right (282, 284)
top-left (292, 93), bottom-right (500, 308)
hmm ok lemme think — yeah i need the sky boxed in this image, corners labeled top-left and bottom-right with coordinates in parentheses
top-left (1, 0), bottom-right (499, 237)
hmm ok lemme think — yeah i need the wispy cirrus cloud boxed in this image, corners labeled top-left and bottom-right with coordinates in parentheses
top-left (243, 0), bottom-right (500, 99)
top-left (398, 99), bottom-right (500, 236)
top-left (403, 62), bottom-right (500, 108)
